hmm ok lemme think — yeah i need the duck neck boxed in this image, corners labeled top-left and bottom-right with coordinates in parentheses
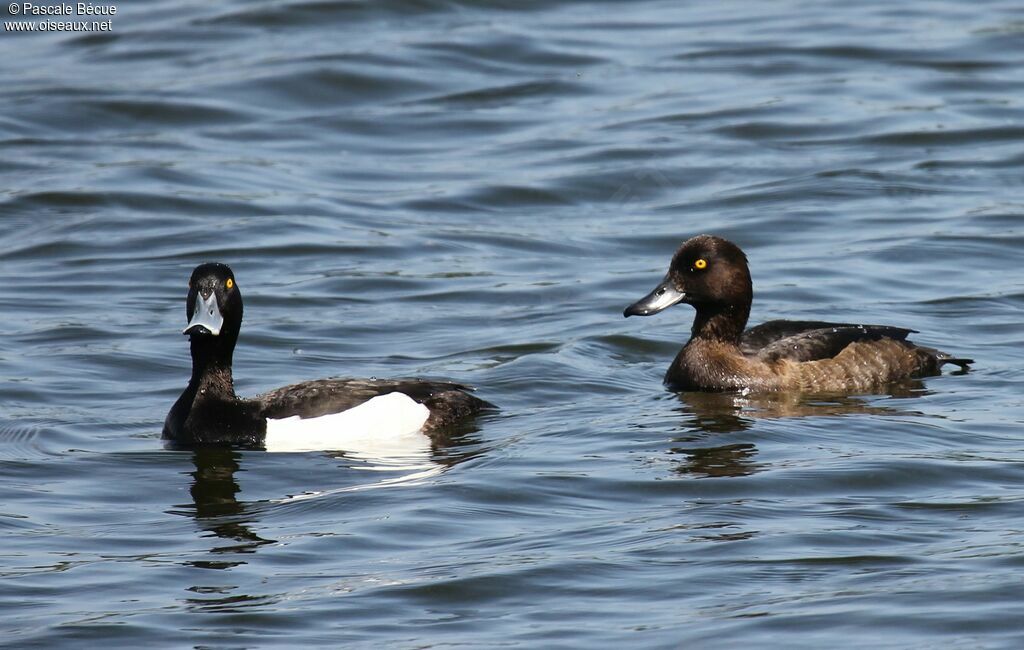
top-left (188, 336), bottom-right (237, 399)
top-left (690, 302), bottom-right (749, 346)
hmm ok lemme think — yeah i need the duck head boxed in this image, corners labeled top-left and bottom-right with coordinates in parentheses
top-left (624, 235), bottom-right (753, 341)
top-left (183, 263), bottom-right (243, 367)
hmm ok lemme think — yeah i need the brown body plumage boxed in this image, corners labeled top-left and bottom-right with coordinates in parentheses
top-left (624, 235), bottom-right (972, 393)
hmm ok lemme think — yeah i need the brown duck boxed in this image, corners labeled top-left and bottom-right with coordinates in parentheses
top-left (623, 235), bottom-right (972, 392)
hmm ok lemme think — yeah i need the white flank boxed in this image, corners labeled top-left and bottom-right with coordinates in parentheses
top-left (265, 392), bottom-right (431, 457)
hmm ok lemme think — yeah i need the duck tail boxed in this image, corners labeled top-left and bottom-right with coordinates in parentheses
top-left (939, 356), bottom-right (974, 371)
top-left (932, 348), bottom-right (973, 371)
top-left (916, 345), bottom-right (973, 372)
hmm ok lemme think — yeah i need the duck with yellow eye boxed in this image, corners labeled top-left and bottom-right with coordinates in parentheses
top-left (623, 234), bottom-right (972, 393)
top-left (164, 262), bottom-right (493, 450)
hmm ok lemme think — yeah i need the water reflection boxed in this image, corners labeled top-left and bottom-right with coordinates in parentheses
top-left (174, 427), bottom-right (488, 551)
top-left (677, 382), bottom-right (929, 434)
top-left (183, 587), bottom-right (279, 613)
top-left (668, 382), bottom-right (931, 478)
top-left (184, 448), bottom-right (274, 568)
top-left (671, 443), bottom-right (759, 478)
top-left (166, 424), bottom-right (488, 614)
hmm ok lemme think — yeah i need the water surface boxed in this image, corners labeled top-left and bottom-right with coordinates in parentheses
top-left (2, 0), bottom-right (1024, 647)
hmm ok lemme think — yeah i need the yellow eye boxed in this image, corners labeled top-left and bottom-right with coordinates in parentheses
top-left (226, 278), bottom-right (234, 290)
top-left (694, 258), bottom-right (708, 270)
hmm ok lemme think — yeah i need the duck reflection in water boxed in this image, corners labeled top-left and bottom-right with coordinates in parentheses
top-left (174, 426), bottom-right (488, 565)
top-left (668, 381), bottom-right (931, 478)
top-left (177, 448), bottom-right (275, 568)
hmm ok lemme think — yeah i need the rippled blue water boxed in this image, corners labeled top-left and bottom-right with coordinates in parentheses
top-left (2, 0), bottom-right (1024, 646)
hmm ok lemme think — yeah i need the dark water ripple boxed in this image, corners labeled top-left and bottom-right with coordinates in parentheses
top-left (2, 0), bottom-right (1024, 646)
